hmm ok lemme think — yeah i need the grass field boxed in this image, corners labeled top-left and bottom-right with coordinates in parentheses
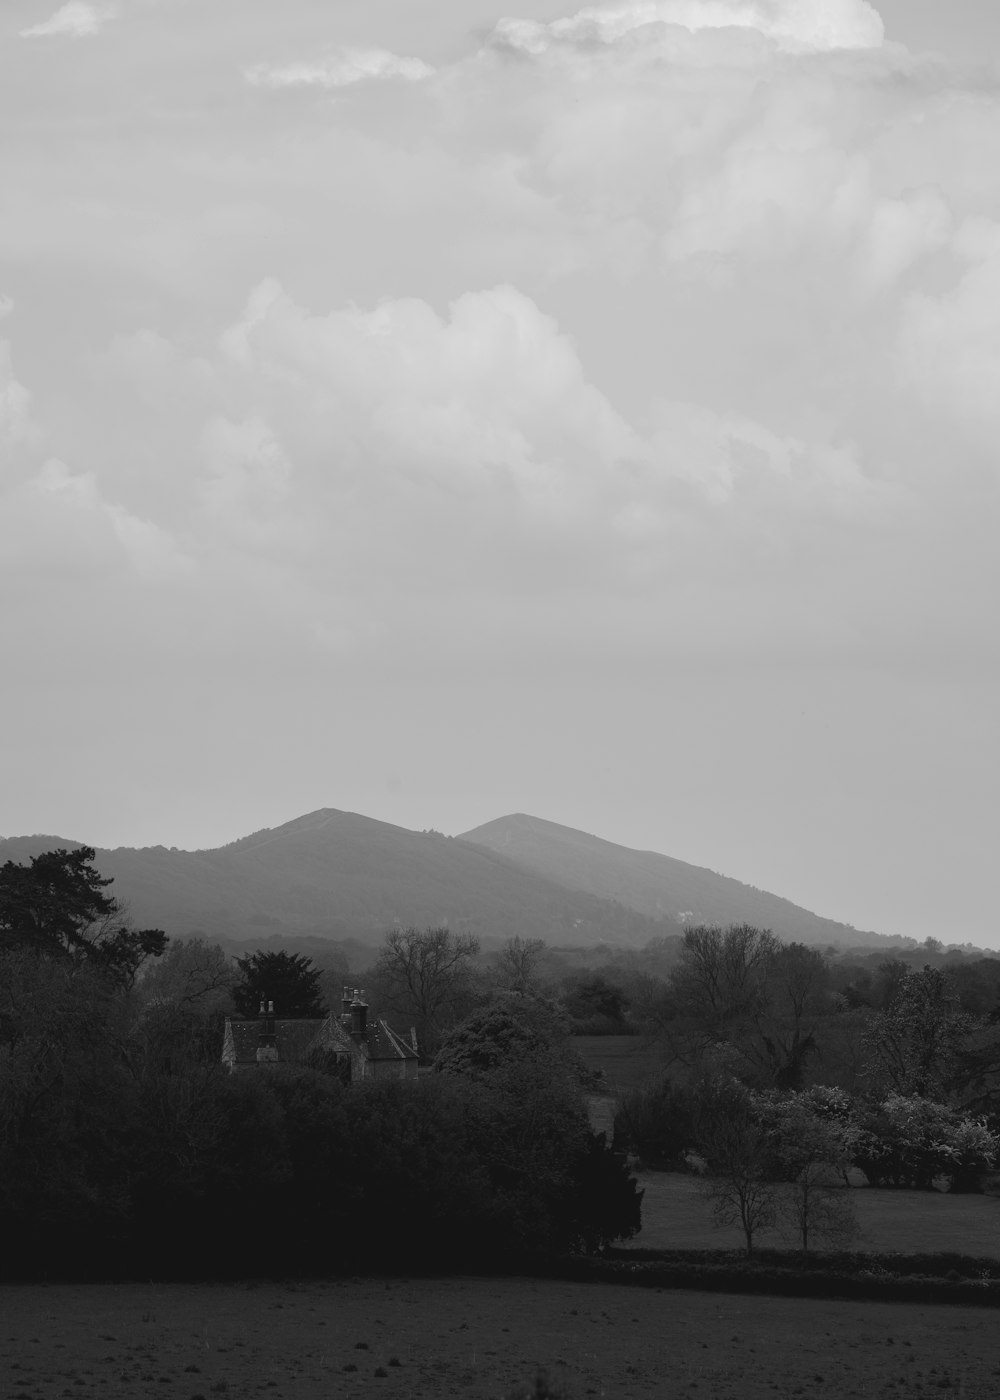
top-left (574, 1036), bottom-right (665, 1092)
top-left (625, 1171), bottom-right (1000, 1259)
top-left (4, 1275), bottom-right (1000, 1400)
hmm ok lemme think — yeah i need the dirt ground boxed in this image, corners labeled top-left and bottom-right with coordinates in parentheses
top-left (3, 1275), bottom-right (999, 1400)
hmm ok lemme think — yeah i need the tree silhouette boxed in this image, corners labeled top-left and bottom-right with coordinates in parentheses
top-left (0, 846), bottom-right (165, 987)
top-left (232, 949), bottom-right (328, 1019)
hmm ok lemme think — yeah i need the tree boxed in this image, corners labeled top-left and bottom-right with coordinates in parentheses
top-left (132, 938), bottom-right (238, 1072)
top-left (562, 974), bottom-right (629, 1034)
top-left (370, 926), bottom-right (480, 1057)
top-left (752, 943), bottom-right (830, 1090)
top-left (494, 936), bottom-right (546, 994)
top-left (663, 925), bottom-right (830, 1088)
top-left (232, 950), bottom-right (327, 1019)
top-left (853, 1093), bottom-right (998, 1191)
top-left (139, 937), bottom-right (235, 1011)
top-left (0, 846), bottom-right (165, 987)
top-left (695, 1079), bottom-right (778, 1258)
top-left (863, 965), bottom-right (981, 1100)
top-left (434, 992), bottom-right (598, 1091)
top-left (778, 1161), bottom-right (859, 1257)
top-left (764, 1091), bottom-right (859, 1254)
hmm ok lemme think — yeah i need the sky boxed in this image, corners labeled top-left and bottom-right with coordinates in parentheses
top-left (1, 0), bottom-right (998, 947)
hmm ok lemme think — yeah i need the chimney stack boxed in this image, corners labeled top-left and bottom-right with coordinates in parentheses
top-left (256, 995), bottom-right (278, 1063)
top-left (350, 989), bottom-right (368, 1039)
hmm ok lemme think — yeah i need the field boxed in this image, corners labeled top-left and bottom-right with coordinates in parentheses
top-left (4, 1274), bottom-right (1000, 1400)
top-left (627, 1172), bottom-right (1000, 1258)
top-left (574, 1036), bottom-right (665, 1093)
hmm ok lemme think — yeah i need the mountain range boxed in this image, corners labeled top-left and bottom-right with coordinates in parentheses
top-left (0, 808), bottom-right (887, 951)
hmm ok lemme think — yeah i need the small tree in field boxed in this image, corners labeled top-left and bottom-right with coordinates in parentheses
top-left (765, 1089), bottom-right (860, 1255)
top-left (779, 1162), bottom-right (859, 1257)
top-left (696, 1080), bottom-right (777, 1258)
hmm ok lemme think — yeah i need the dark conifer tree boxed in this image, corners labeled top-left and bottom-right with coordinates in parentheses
top-left (232, 949), bottom-right (328, 1018)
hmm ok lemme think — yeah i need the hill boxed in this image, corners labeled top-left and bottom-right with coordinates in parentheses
top-left (0, 811), bottom-right (668, 949)
top-left (458, 813), bottom-right (883, 948)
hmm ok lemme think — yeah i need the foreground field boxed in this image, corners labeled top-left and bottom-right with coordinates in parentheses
top-left (3, 1275), bottom-right (999, 1400)
top-left (627, 1172), bottom-right (1000, 1257)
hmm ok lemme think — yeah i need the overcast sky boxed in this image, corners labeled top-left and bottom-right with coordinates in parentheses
top-left (2, 0), bottom-right (998, 947)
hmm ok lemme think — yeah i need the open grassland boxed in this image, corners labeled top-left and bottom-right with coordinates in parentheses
top-left (625, 1172), bottom-right (1000, 1258)
top-left (574, 1036), bottom-right (665, 1092)
top-left (4, 1275), bottom-right (1000, 1400)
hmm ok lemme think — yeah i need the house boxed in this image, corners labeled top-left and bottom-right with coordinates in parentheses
top-left (222, 987), bottom-right (419, 1081)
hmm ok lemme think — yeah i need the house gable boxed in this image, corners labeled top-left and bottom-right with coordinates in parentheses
top-left (222, 990), bottom-right (418, 1080)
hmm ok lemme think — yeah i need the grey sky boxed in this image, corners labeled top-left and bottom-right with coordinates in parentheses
top-left (1, 0), bottom-right (998, 946)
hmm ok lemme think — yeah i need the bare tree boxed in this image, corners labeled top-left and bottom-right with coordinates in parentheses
top-left (494, 936), bottom-right (546, 994)
top-left (137, 937), bottom-right (236, 1011)
top-left (696, 1082), bottom-right (777, 1258)
top-left (371, 926), bottom-right (480, 1057)
top-left (751, 943), bottom-right (830, 1090)
top-left (779, 1162), bottom-right (859, 1258)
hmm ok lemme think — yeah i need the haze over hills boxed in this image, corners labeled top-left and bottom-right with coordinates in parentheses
top-left (0, 811), bottom-right (662, 949)
top-left (458, 814), bottom-right (881, 949)
top-left (1, 807), bottom-right (889, 951)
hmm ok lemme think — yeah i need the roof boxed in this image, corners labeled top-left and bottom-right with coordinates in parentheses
top-left (223, 1013), bottom-right (418, 1066)
top-left (361, 1019), bottom-right (419, 1061)
top-left (224, 1017), bottom-right (328, 1066)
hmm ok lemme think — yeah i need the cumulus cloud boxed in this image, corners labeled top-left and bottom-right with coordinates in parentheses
top-left (246, 47), bottom-right (434, 90)
top-left (20, 1), bottom-right (118, 39)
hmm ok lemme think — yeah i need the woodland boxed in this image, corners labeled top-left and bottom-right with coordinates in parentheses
top-left (2, 846), bottom-right (1000, 1290)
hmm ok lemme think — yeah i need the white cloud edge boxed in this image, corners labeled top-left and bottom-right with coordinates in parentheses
top-left (19, 1), bottom-right (118, 39)
top-left (488, 0), bottom-right (885, 55)
top-left (245, 47), bottom-right (435, 91)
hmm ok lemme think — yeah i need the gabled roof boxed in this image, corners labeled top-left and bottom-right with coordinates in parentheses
top-left (361, 1019), bottom-right (418, 1061)
top-left (224, 1017), bottom-right (327, 1066)
top-left (223, 1013), bottom-right (418, 1065)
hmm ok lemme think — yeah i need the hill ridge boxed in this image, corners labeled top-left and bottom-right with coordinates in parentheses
top-left (0, 807), bottom-right (886, 950)
top-left (457, 812), bottom-right (879, 947)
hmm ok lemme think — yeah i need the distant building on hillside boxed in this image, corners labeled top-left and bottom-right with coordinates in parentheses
top-left (222, 987), bottom-right (419, 1081)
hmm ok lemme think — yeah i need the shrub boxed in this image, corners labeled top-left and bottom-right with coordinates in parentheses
top-left (613, 1079), bottom-right (697, 1168)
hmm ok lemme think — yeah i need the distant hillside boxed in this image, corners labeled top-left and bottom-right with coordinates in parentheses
top-left (0, 811), bottom-right (669, 949)
top-left (458, 813), bottom-right (885, 949)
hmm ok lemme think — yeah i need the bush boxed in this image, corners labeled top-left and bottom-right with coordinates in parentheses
top-left (613, 1079), bottom-right (698, 1168)
top-left (853, 1094), bottom-right (998, 1190)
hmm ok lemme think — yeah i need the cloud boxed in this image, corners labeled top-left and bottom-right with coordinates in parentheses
top-left (0, 339), bottom-right (37, 449)
top-left (246, 47), bottom-right (434, 90)
top-left (3, 0), bottom-right (998, 666)
top-left (20, 1), bottom-right (118, 39)
top-left (488, 0), bottom-right (884, 57)
top-left (897, 218), bottom-right (1000, 444)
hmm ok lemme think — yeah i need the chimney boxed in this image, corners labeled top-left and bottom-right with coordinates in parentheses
top-left (256, 996), bottom-right (278, 1064)
top-left (350, 989), bottom-right (368, 1039)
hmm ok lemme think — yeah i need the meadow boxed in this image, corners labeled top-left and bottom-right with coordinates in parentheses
top-left (626, 1171), bottom-right (1000, 1258)
top-left (4, 1273), bottom-right (1000, 1400)
top-left (5, 1172), bottom-right (1000, 1400)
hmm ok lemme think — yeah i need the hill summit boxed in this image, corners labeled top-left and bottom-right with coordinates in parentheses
top-left (458, 813), bottom-right (877, 948)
